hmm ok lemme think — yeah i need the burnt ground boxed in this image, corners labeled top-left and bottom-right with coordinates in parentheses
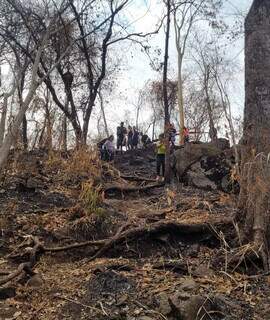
top-left (0, 148), bottom-right (270, 320)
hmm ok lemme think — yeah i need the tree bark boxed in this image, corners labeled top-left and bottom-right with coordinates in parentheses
top-left (0, 81), bottom-right (16, 147)
top-left (98, 91), bottom-right (109, 138)
top-left (163, 0), bottom-right (171, 184)
top-left (22, 114), bottom-right (28, 150)
top-left (239, 0), bottom-right (270, 270)
top-left (177, 54), bottom-right (185, 144)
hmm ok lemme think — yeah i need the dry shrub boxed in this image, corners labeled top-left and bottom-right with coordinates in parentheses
top-left (69, 213), bottom-right (113, 241)
top-left (45, 147), bottom-right (120, 186)
top-left (80, 180), bottom-right (104, 216)
top-left (64, 148), bottom-right (101, 179)
top-left (68, 204), bottom-right (86, 221)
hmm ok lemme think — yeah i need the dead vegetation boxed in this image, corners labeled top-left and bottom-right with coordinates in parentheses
top-left (0, 147), bottom-right (268, 320)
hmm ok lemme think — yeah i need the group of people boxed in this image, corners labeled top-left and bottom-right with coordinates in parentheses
top-left (98, 122), bottom-right (152, 161)
top-left (98, 121), bottom-right (190, 181)
top-left (117, 122), bottom-right (141, 151)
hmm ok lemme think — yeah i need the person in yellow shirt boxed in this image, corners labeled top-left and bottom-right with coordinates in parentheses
top-left (156, 133), bottom-right (166, 181)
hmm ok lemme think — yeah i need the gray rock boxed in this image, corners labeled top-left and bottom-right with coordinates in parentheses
top-left (156, 292), bottom-right (172, 315)
top-left (181, 295), bottom-right (212, 320)
top-left (178, 278), bottom-right (198, 292)
top-left (186, 163), bottom-right (217, 191)
top-left (26, 177), bottom-right (45, 189)
top-left (193, 264), bottom-right (215, 278)
top-left (212, 138), bottom-right (230, 151)
top-left (27, 274), bottom-right (44, 288)
top-left (138, 316), bottom-right (156, 320)
top-left (174, 143), bottom-right (221, 177)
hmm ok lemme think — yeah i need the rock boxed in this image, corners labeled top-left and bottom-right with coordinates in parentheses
top-left (178, 278), bottom-right (198, 292)
top-left (193, 264), bottom-right (215, 278)
top-left (138, 317), bottom-right (155, 320)
top-left (169, 293), bottom-right (212, 320)
top-left (156, 292), bottom-right (172, 315)
top-left (212, 138), bottom-right (230, 151)
top-left (173, 143), bottom-right (222, 177)
top-left (213, 294), bottom-right (240, 314)
top-left (26, 177), bottom-right (45, 189)
top-left (186, 163), bottom-right (217, 191)
top-left (181, 295), bottom-right (212, 320)
top-left (27, 274), bottom-right (44, 288)
top-left (0, 287), bottom-right (16, 300)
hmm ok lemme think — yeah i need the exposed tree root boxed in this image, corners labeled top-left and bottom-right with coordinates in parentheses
top-left (2, 218), bottom-right (231, 286)
top-left (104, 182), bottom-right (165, 197)
top-left (120, 175), bottom-right (157, 183)
top-left (0, 237), bottom-right (43, 286)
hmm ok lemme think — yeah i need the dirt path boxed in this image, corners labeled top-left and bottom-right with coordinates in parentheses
top-left (0, 149), bottom-right (269, 319)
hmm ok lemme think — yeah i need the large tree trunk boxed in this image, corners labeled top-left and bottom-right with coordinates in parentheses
top-left (239, 0), bottom-right (270, 271)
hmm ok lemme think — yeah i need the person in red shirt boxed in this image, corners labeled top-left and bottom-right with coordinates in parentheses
top-left (183, 126), bottom-right (190, 144)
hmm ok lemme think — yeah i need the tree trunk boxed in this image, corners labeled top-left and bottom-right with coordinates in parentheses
top-left (99, 91), bottom-right (109, 138)
top-left (204, 68), bottom-right (217, 141)
top-left (0, 80), bottom-right (16, 147)
top-left (62, 115), bottom-right (67, 152)
top-left (163, 0), bottom-right (171, 184)
top-left (0, 96), bottom-right (9, 147)
top-left (239, 0), bottom-right (270, 271)
top-left (177, 53), bottom-right (185, 144)
top-left (152, 118), bottom-right (156, 141)
top-left (22, 114), bottom-right (28, 150)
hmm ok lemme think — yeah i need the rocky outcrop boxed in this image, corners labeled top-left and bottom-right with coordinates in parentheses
top-left (173, 139), bottom-right (238, 193)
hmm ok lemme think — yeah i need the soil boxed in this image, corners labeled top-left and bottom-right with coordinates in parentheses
top-left (0, 148), bottom-right (269, 320)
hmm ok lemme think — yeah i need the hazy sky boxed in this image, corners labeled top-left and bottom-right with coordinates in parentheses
top-left (98, 0), bottom-right (254, 135)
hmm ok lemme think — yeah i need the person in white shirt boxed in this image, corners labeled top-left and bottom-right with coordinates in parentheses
top-left (102, 135), bottom-right (115, 161)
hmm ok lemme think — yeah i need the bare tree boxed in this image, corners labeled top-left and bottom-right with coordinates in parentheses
top-left (163, 0), bottom-right (172, 183)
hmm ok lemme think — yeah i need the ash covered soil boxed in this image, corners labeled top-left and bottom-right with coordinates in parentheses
top-left (0, 147), bottom-right (269, 320)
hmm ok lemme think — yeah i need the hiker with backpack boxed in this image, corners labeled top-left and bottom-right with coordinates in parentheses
top-left (102, 135), bottom-right (115, 161)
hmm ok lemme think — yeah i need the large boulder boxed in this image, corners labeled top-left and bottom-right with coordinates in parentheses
top-left (186, 162), bottom-right (217, 191)
top-left (173, 142), bottom-right (222, 177)
top-left (173, 140), bottom-right (238, 193)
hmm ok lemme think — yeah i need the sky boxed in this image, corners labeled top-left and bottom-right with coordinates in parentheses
top-left (96, 0), bottom-right (254, 137)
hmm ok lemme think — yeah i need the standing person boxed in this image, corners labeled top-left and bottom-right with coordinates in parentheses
top-left (168, 123), bottom-right (176, 148)
top-left (132, 126), bottom-right (139, 149)
top-left (102, 135), bottom-right (115, 161)
top-left (156, 133), bottom-right (166, 181)
top-left (183, 126), bottom-right (190, 144)
top-left (116, 122), bottom-right (127, 152)
top-left (127, 126), bottom-right (133, 150)
top-left (141, 133), bottom-right (151, 148)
